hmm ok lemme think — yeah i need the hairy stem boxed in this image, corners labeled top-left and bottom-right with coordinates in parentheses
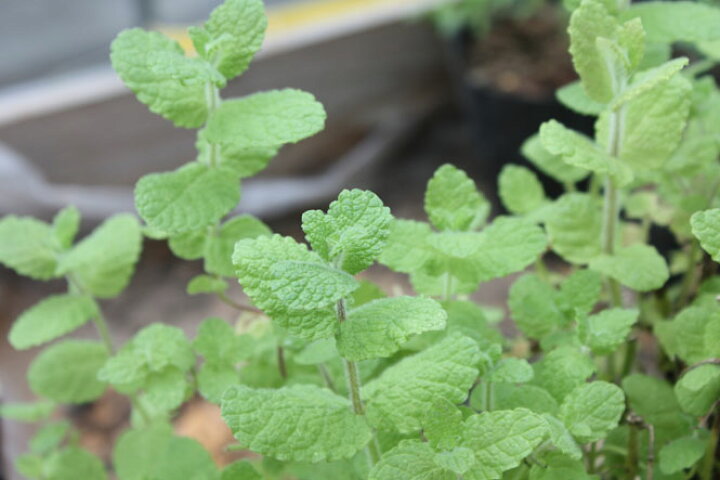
top-left (317, 364), bottom-right (336, 392)
top-left (276, 346), bottom-right (288, 379)
top-left (627, 420), bottom-right (639, 479)
top-left (701, 408), bottom-right (719, 480)
top-left (602, 109), bottom-right (625, 308)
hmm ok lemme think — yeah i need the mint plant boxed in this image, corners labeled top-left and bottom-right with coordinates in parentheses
top-left (2, 0), bottom-right (720, 479)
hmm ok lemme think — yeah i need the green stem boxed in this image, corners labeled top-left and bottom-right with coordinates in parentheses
top-left (676, 240), bottom-right (701, 310)
top-left (701, 408), bottom-right (719, 480)
top-left (627, 421), bottom-right (639, 479)
top-left (317, 364), bottom-right (337, 392)
top-left (601, 108), bottom-right (624, 308)
top-left (587, 442), bottom-right (597, 474)
top-left (620, 337), bottom-right (638, 379)
top-left (535, 256), bottom-right (550, 283)
top-left (485, 381), bottom-right (493, 412)
top-left (277, 346), bottom-right (288, 379)
top-left (92, 307), bottom-right (115, 354)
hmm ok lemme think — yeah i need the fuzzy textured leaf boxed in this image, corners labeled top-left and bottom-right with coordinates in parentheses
top-left (589, 244), bottom-right (669, 291)
top-left (424, 164), bottom-right (489, 231)
top-left (498, 165), bottom-right (546, 215)
top-left (578, 308), bottom-right (638, 355)
top-left (560, 381), bottom-right (625, 442)
top-left (0, 216), bottom-right (59, 280)
top-left (369, 440), bottom-right (454, 480)
top-left (691, 208), bottom-right (720, 262)
top-left (674, 364), bottom-right (720, 416)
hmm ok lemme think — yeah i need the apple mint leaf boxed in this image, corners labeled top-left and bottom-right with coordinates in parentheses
top-left (658, 306), bottom-right (720, 364)
top-left (498, 165), bottom-right (546, 215)
top-left (194, 317), bottom-right (243, 364)
top-left (559, 381), bottom-right (625, 442)
top-left (9, 294), bottom-right (98, 350)
top-left (0, 401), bottom-right (54, 423)
top-left (477, 384), bottom-right (559, 416)
top-left (221, 384), bottom-right (372, 462)
top-left (622, 1), bottom-right (720, 44)
top-left (541, 415), bottom-right (582, 460)
top-left (302, 189), bottom-right (392, 274)
top-left (337, 296), bottom-right (446, 361)
top-left (203, 89), bottom-right (326, 149)
top-left (589, 244), bottom-right (669, 291)
top-left (220, 461), bottom-right (263, 480)
top-left (489, 358), bottom-right (534, 383)
top-left (434, 447), bottom-right (476, 476)
top-left (556, 81), bottom-right (605, 116)
top-left (691, 208), bottom-right (720, 261)
top-left (423, 399), bottom-right (464, 451)
top-left (369, 440), bottom-right (454, 480)
top-left (521, 135), bottom-right (589, 185)
top-left (364, 334), bottom-right (480, 433)
top-left (578, 308), bottom-right (638, 355)
top-left (28, 340), bottom-right (108, 404)
top-left (558, 269), bottom-right (602, 317)
top-left (674, 364), bottom-right (720, 416)
top-left (269, 262), bottom-right (357, 310)
top-left (424, 164), bottom-right (489, 231)
top-left (111, 28), bottom-right (224, 128)
top-left (46, 447), bottom-right (108, 480)
top-left (0, 215), bottom-right (59, 280)
top-left (168, 229), bottom-right (207, 260)
top-left (135, 163), bottom-right (239, 234)
top-left (622, 373), bottom-right (692, 438)
top-left (187, 274), bottom-right (228, 295)
top-left (462, 409), bottom-right (547, 479)
top-left (113, 424), bottom-right (218, 480)
top-left (380, 219), bottom-right (434, 273)
top-left (198, 363), bottom-right (238, 404)
top-left (611, 57), bottom-right (688, 110)
top-left (205, 215), bottom-right (271, 276)
top-left (30, 421), bottom-right (71, 455)
top-left (143, 367), bottom-right (188, 411)
top-left (508, 274), bottom-right (565, 339)
top-left (528, 452), bottom-right (591, 480)
top-left (532, 347), bottom-right (595, 403)
top-left (658, 434), bottom-right (708, 475)
top-left (196, 139), bottom-right (277, 179)
top-left (192, 0), bottom-right (266, 80)
top-left (545, 193), bottom-right (602, 264)
top-left (57, 214), bottom-right (142, 298)
top-left (52, 206), bottom-right (81, 250)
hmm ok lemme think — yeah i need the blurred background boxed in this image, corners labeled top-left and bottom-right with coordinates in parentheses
top-left (0, 0), bottom-right (585, 478)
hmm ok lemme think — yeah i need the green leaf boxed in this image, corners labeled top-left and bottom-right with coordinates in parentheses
top-left (528, 452), bottom-right (591, 480)
top-left (203, 89), bottom-right (326, 148)
top-left (221, 384), bottom-right (372, 462)
top-left (422, 399), bottom-right (464, 451)
top-left (532, 347), bottom-right (595, 403)
top-left (498, 165), bottom-right (546, 215)
top-left (622, 374), bottom-right (692, 438)
top-left (113, 424), bottom-right (218, 480)
top-left (135, 163), bottom-right (239, 234)
top-left (198, 363), bottom-right (237, 404)
top-left (424, 164), bottom-right (489, 231)
top-left (196, 139), bottom-right (277, 179)
top-left (28, 340), bottom-right (108, 404)
top-left (657, 305), bottom-right (720, 364)
top-left (168, 229), bottom-right (207, 260)
top-left (30, 421), bottom-right (71, 455)
top-left (46, 447), bottom-right (107, 480)
top-left (193, 0), bottom-right (266, 80)
top-left (567, 0), bottom-right (621, 103)
top-left (659, 434), bottom-right (707, 475)
top-left (611, 58), bottom-right (689, 110)
top-left (556, 81), bottom-right (605, 116)
top-left (545, 193), bottom-right (602, 264)
top-left (269, 261), bottom-right (358, 310)
top-left (302, 189), bottom-right (392, 274)
top-left (111, 28), bottom-right (224, 128)
top-left (337, 296), bottom-right (447, 361)
top-left (52, 206), bottom-right (81, 249)
top-left (0, 215), bottom-right (59, 280)
top-left (364, 334), bottom-right (480, 433)
top-left (434, 447), bottom-right (476, 476)
top-left (369, 440), bottom-right (455, 480)
top-left (221, 461), bottom-right (263, 480)
top-left (691, 208), bottom-right (720, 262)
top-left (521, 135), bottom-right (589, 185)
top-left (508, 274), bottom-right (565, 340)
top-left (380, 219), bottom-right (434, 273)
top-left (132, 324), bottom-right (195, 373)
top-left (143, 367), bottom-right (189, 411)
top-left (481, 384), bottom-right (559, 416)
top-left (9, 294), bottom-right (98, 350)
top-left (0, 401), bottom-right (54, 422)
top-left (462, 409), bottom-right (547, 479)
top-left (578, 308), bottom-right (638, 355)
top-left (187, 274), bottom-right (228, 295)
top-left (589, 244), bottom-right (669, 291)
top-left (558, 269), bottom-right (602, 317)
top-left (541, 415), bottom-right (582, 460)
top-left (674, 364), bottom-right (720, 416)
top-left (205, 215), bottom-right (271, 276)
top-left (622, 2), bottom-right (720, 44)
top-left (560, 381), bottom-right (625, 442)
top-left (489, 358), bottom-right (534, 384)
top-left (194, 317), bottom-right (243, 364)
top-left (57, 214), bottom-right (142, 298)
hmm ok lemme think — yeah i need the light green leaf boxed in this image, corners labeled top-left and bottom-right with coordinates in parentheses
top-left (674, 364), bottom-right (720, 416)
top-left (57, 214), bottom-right (142, 298)
top-left (143, 367), bottom-right (188, 411)
top-left (423, 398), bottom-right (465, 451)
top-left (221, 384), bottom-right (372, 462)
top-left (659, 434), bottom-right (708, 474)
top-left (611, 58), bottom-right (688, 110)
top-left (508, 274), bottom-right (564, 340)
top-left (205, 215), bottom-right (271, 277)
top-left (489, 358), bottom-right (534, 384)
top-left (293, 338), bottom-right (337, 366)
top-left (198, 363), bottom-right (237, 404)
top-left (424, 164), bottom-right (489, 231)
top-left (545, 193), bottom-right (602, 264)
top-left (187, 274), bottom-right (228, 295)
top-left (52, 206), bottom-right (81, 249)
top-left (132, 324), bottom-right (195, 373)
top-left (380, 219), bottom-right (434, 273)
top-left (194, 317), bottom-right (243, 364)
top-left (528, 452), bottom-right (591, 480)
top-left (302, 189), bottom-right (392, 274)
top-left (196, 139), bottom-right (277, 179)
top-left (203, 89), bottom-right (326, 148)
top-left (369, 440), bottom-right (455, 480)
top-left (498, 165), bottom-right (546, 215)
top-left (168, 229), bottom-right (207, 260)
top-left (338, 296), bottom-right (446, 361)
top-left (0, 401), bottom-right (54, 422)
top-left (365, 334), bottom-right (480, 433)
top-left (0, 215), bottom-right (59, 280)
top-left (691, 208), bottom-right (720, 262)
top-left (111, 28), bottom-right (224, 128)
top-left (541, 415), bottom-right (582, 460)
top-left (560, 381), bottom-right (625, 443)
top-left (9, 294), bottom-right (98, 350)
top-left (220, 461), bottom-right (263, 480)
top-left (532, 347), bottom-right (595, 403)
top-left (589, 244), bottom-right (669, 291)
top-left (622, 2), bottom-right (720, 44)
top-left (558, 269), bottom-right (602, 317)
top-left (46, 447), bottom-right (107, 480)
top-left (434, 447), bottom-right (476, 475)
top-left (521, 135), bottom-right (589, 185)
top-left (193, 0), bottom-right (266, 80)
top-left (135, 163), bottom-right (239, 234)
top-left (30, 421), bottom-right (71, 455)
top-left (463, 409), bottom-right (547, 480)
top-left (480, 384), bottom-right (559, 416)
top-left (28, 340), bottom-right (108, 404)
top-left (269, 261), bottom-right (357, 310)
top-left (578, 308), bottom-right (638, 355)
top-left (556, 81), bottom-right (605, 116)
top-left (622, 374), bottom-right (691, 437)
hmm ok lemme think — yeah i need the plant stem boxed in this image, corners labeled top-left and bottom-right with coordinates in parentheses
top-left (92, 307), bottom-right (115, 354)
top-left (676, 240), bottom-right (701, 310)
top-left (276, 346), bottom-right (288, 379)
top-left (535, 256), bottom-right (550, 283)
top-left (620, 337), bottom-right (638, 378)
top-left (602, 108), bottom-right (624, 308)
top-left (701, 408), bottom-right (719, 480)
top-left (647, 423), bottom-right (656, 480)
top-left (217, 292), bottom-right (263, 314)
top-left (627, 420), bottom-right (639, 479)
top-left (317, 364), bottom-right (337, 392)
top-left (587, 442), bottom-right (597, 474)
